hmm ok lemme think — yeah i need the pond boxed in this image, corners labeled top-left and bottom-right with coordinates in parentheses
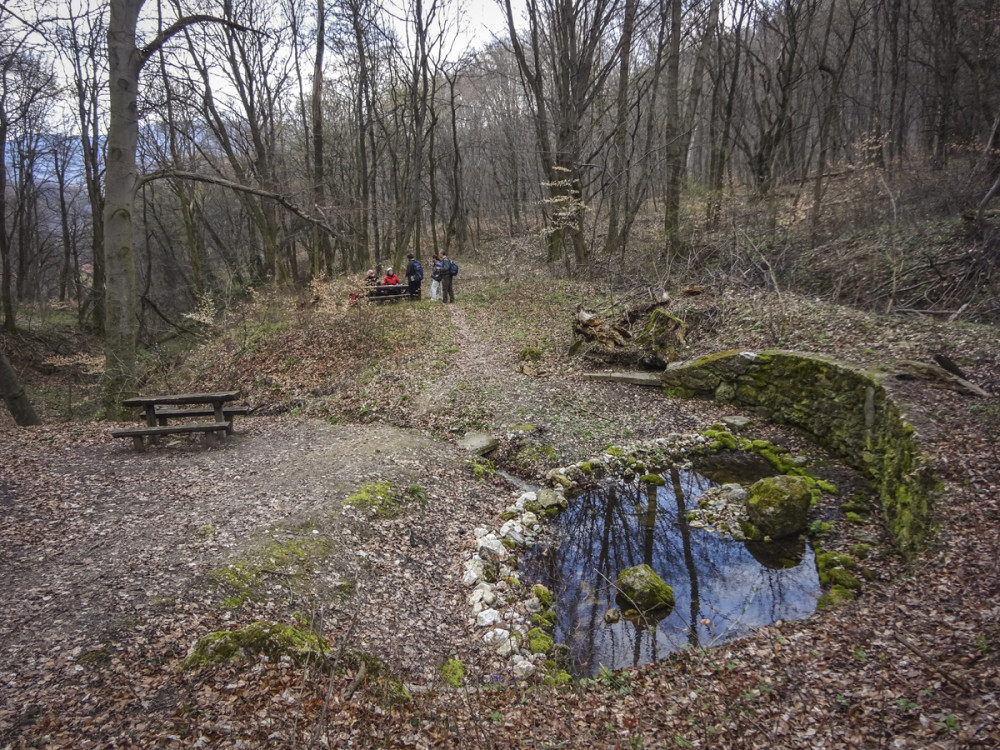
top-left (521, 463), bottom-right (821, 675)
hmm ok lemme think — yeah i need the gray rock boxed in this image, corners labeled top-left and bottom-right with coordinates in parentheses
top-left (459, 431), bottom-right (499, 456)
top-left (721, 415), bottom-right (752, 430)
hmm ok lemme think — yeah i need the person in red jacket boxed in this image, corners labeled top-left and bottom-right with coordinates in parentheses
top-left (383, 267), bottom-right (400, 285)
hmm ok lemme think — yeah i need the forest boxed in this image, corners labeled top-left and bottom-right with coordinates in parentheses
top-left (1, 0), bottom-right (999, 747)
top-left (0, 0), bottom-right (997, 414)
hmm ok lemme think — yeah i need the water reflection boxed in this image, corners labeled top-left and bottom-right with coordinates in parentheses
top-left (521, 468), bottom-right (820, 675)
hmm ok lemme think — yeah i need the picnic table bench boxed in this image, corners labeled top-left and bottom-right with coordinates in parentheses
top-left (112, 391), bottom-right (246, 449)
top-left (351, 284), bottom-right (420, 305)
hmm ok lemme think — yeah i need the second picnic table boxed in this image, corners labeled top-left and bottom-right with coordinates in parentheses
top-left (113, 391), bottom-right (247, 449)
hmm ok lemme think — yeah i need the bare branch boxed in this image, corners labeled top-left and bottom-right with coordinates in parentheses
top-left (138, 169), bottom-right (339, 239)
top-left (140, 14), bottom-right (257, 61)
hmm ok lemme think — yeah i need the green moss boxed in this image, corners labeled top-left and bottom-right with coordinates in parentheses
top-left (827, 568), bottom-right (862, 590)
top-left (439, 658), bottom-right (466, 687)
top-left (469, 457), bottom-right (498, 480)
top-left (816, 480), bottom-right (838, 494)
top-left (210, 535), bottom-right (334, 602)
top-left (849, 544), bottom-right (873, 559)
top-left (840, 503), bottom-right (867, 514)
top-left (196, 524), bottom-right (216, 539)
top-left (524, 501), bottom-right (543, 515)
top-left (183, 621), bottom-right (325, 668)
top-left (531, 610), bottom-right (557, 628)
top-left (817, 585), bottom-right (855, 609)
top-left (526, 628), bottom-right (554, 655)
top-left (499, 510), bottom-right (518, 522)
top-left (816, 551), bottom-right (856, 571)
top-left (640, 473), bottom-right (666, 486)
top-left (845, 511), bottom-right (864, 524)
top-left (346, 481), bottom-right (400, 517)
top-left (605, 446), bottom-right (625, 457)
top-left (702, 428), bottom-right (738, 451)
top-left (532, 584), bottom-right (553, 608)
top-left (542, 662), bottom-right (573, 686)
top-left (580, 462), bottom-right (593, 474)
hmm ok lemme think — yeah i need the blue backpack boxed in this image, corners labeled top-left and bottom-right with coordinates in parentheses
top-left (449, 260), bottom-right (458, 276)
top-left (411, 260), bottom-right (423, 281)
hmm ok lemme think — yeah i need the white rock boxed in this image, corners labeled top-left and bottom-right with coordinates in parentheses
top-left (518, 491), bottom-right (537, 504)
top-left (483, 628), bottom-right (510, 646)
top-left (477, 608), bottom-right (501, 627)
top-left (462, 568), bottom-right (480, 587)
top-left (521, 511), bottom-right (539, 527)
top-left (524, 596), bottom-right (542, 614)
top-left (477, 535), bottom-right (508, 562)
top-left (512, 660), bottom-right (536, 678)
top-left (473, 527), bottom-right (490, 538)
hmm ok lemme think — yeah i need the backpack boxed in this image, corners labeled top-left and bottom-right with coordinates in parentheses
top-left (449, 260), bottom-right (458, 276)
top-left (411, 259), bottom-right (423, 282)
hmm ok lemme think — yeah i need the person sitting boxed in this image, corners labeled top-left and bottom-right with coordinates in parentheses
top-left (383, 267), bottom-right (400, 285)
top-left (365, 269), bottom-right (378, 286)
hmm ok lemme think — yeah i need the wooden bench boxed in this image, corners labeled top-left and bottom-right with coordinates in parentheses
top-left (114, 391), bottom-right (244, 449)
top-left (139, 405), bottom-right (250, 424)
top-left (111, 421), bottom-right (231, 450)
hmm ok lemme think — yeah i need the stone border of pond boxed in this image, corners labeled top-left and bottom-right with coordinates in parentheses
top-left (659, 350), bottom-right (939, 556)
top-left (461, 426), bottom-right (887, 682)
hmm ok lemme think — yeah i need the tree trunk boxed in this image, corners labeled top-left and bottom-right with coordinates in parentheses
top-left (102, 0), bottom-right (144, 416)
top-left (0, 345), bottom-right (41, 426)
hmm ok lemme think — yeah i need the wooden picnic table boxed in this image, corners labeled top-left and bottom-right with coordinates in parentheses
top-left (113, 391), bottom-right (247, 449)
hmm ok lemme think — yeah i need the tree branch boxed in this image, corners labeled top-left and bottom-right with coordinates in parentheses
top-left (138, 169), bottom-right (339, 239)
top-left (141, 15), bottom-right (257, 61)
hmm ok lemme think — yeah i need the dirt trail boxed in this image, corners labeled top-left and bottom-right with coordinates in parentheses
top-left (411, 303), bottom-right (499, 417)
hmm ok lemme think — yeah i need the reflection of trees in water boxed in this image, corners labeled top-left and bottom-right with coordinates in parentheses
top-left (530, 468), bottom-right (821, 674)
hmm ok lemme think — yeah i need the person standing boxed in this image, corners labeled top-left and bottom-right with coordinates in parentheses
top-left (405, 252), bottom-right (422, 298)
top-left (439, 251), bottom-right (455, 303)
top-left (430, 255), bottom-right (443, 301)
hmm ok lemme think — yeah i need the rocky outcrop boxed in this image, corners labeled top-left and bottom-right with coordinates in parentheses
top-left (660, 350), bottom-right (939, 556)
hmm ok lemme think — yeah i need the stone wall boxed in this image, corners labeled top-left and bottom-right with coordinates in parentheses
top-left (661, 350), bottom-right (939, 556)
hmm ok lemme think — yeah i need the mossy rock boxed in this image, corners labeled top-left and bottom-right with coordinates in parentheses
top-left (183, 621), bottom-right (325, 668)
top-left (615, 564), bottom-right (674, 617)
top-left (531, 610), bottom-right (557, 628)
top-left (531, 584), bottom-right (553, 608)
top-left (746, 475), bottom-right (812, 539)
top-left (826, 568), bottom-right (862, 590)
top-left (640, 473), bottom-right (666, 486)
top-left (526, 628), bottom-right (554, 655)
top-left (439, 658), bottom-right (466, 687)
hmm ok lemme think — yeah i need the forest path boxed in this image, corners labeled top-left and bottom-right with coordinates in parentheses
top-left (410, 302), bottom-right (502, 418)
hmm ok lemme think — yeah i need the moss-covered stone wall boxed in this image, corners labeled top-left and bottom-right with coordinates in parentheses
top-left (661, 350), bottom-right (939, 556)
